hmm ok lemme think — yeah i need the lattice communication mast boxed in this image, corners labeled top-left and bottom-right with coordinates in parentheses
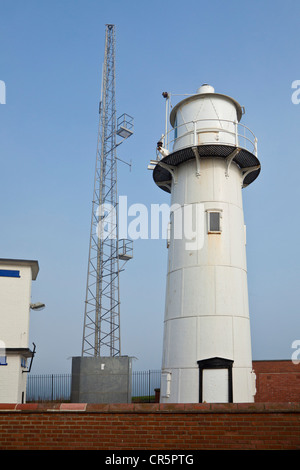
top-left (82, 24), bottom-right (133, 358)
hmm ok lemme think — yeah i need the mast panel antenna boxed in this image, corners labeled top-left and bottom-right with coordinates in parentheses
top-left (81, 24), bottom-right (133, 358)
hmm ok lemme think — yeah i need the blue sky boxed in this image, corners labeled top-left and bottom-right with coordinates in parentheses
top-left (0, 0), bottom-right (299, 374)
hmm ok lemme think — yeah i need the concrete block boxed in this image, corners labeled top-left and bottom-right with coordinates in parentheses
top-left (70, 356), bottom-right (132, 404)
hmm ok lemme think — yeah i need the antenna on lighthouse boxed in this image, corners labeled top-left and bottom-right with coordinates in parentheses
top-left (81, 24), bottom-right (133, 358)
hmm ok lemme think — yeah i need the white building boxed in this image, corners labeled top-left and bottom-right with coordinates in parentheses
top-left (150, 85), bottom-right (260, 403)
top-left (0, 258), bottom-right (39, 403)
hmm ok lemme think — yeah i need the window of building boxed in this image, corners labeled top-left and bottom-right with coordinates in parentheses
top-left (0, 269), bottom-right (20, 278)
top-left (207, 210), bottom-right (222, 233)
top-left (21, 357), bottom-right (27, 368)
top-left (0, 356), bottom-right (7, 366)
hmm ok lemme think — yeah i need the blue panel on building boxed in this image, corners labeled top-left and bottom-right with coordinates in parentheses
top-left (0, 270), bottom-right (20, 278)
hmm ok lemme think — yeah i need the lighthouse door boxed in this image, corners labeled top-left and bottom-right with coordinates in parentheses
top-left (202, 369), bottom-right (229, 403)
top-left (197, 357), bottom-right (233, 403)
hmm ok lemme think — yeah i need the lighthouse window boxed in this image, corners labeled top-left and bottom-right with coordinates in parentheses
top-left (208, 211), bottom-right (222, 233)
top-left (174, 117), bottom-right (178, 139)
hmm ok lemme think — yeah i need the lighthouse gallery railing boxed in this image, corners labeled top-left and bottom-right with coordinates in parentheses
top-left (160, 118), bottom-right (257, 158)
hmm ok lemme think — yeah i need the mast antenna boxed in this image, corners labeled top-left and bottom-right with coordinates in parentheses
top-left (82, 24), bottom-right (133, 357)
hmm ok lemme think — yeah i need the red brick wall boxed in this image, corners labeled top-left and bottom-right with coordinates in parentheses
top-left (253, 360), bottom-right (300, 402)
top-left (0, 403), bottom-right (299, 450)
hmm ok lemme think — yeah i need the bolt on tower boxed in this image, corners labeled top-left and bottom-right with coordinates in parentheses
top-left (82, 24), bottom-right (133, 358)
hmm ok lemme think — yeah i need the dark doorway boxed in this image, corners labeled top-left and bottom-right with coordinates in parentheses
top-left (197, 357), bottom-right (233, 403)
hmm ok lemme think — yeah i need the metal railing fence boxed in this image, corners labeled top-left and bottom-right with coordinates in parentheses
top-left (131, 370), bottom-right (161, 400)
top-left (26, 370), bottom-right (161, 403)
top-left (159, 117), bottom-right (258, 157)
top-left (26, 374), bottom-right (71, 402)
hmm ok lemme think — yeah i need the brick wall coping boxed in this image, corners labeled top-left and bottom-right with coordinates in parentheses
top-left (0, 402), bottom-right (299, 413)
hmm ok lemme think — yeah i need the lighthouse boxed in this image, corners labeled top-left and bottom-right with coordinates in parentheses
top-left (149, 84), bottom-right (260, 403)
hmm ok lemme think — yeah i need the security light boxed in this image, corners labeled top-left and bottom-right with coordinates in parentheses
top-left (30, 302), bottom-right (45, 311)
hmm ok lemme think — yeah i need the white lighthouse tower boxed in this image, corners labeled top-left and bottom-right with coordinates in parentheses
top-left (149, 84), bottom-right (260, 403)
